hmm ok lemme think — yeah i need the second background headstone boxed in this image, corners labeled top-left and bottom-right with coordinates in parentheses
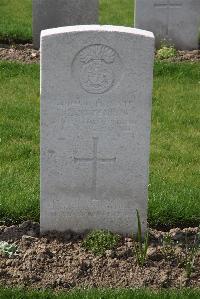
top-left (135, 0), bottom-right (200, 50)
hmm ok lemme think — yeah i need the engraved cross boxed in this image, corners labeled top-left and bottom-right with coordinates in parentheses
top-left (74, 137), bottom-right (116, 200)
top-left (154, 0), bottom-right (183, 37)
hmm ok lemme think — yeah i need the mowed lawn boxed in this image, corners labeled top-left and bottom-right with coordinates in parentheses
top-left (0, 0), bottom-right (134, 42)
top-left (0, 0), bottom-right (32, 42)
top-left (0, 60), bottom-right (199, 228)
top-left (0, 288), bottom-right (200, 299)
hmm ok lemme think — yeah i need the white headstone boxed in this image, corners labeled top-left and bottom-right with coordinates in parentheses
top-left (40, 25), bottom-right (154, 235)
top-left (135, 0), bottom-right (200, 50)
top-left (32, 0), bottom-right (98, 49)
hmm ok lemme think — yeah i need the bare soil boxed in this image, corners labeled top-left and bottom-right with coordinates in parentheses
top-left (0, 221), bottom-right (199, 291)
top-left (0, 44), bottom-right (200, 64)
top-left (0, 44), bottom-right (39, 64)
top-left (156, 49), bottom-right (200, 62)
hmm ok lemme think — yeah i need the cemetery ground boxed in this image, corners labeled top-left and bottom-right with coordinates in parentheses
top-left (0, 60), bottom-right (199, 228)
top-left (0, 57), bottom-right (200, 294)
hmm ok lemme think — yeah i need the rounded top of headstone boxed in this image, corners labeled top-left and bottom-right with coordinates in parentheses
top-left (41, 25), bottom-right (155, 40)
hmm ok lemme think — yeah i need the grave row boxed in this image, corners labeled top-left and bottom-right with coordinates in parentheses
top-left (33, 0), bottom-right (200, 50)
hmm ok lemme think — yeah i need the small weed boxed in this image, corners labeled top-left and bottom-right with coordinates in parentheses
top-left (0, 241), bottom-right (18, 257)
top-left (82, 230), bottom-right (120, 256)
top-left (134, 210), bottom-right (149, 267)
top-left (183, 227), bottom-right (200, 279)
top-left (157, 42), bottom-right (177, 59)
top-left (161, 233), bottom-right (176, 260)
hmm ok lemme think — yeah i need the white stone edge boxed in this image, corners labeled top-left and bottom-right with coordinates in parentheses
top-left (41, 25), bottom-right (154, 39)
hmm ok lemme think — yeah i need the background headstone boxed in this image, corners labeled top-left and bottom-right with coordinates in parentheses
top-left (32, 0), bottom-right (98, 49)
top-left (40, 25), bottom-right (154, 235)
top-left (135, 0), bottom-right (200, 50)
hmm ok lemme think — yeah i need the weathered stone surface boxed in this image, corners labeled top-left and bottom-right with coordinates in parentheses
top-left (32, 0), bottom-right (98, 49)
top-left (40, 25), bottom-right (154, 235)
top-left (135, 0), bottom-right (200, 50)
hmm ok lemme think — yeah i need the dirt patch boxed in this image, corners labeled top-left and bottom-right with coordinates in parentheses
top-left (0, 44), bottom-right (39, 64)
top-left (0, 44), bottom-right (200, 64)
top-left (156, 49), bottom-right (200, 62)
top-left (0, 221), bottom-right (199, 291)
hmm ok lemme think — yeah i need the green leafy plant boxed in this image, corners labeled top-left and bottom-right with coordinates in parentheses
top-left (83, 230), bottom-right (120, 256)
top-left (157, 41), bottom-right (177, 60)
top-left (183, 227), bottom-right (200, 279)
top-left (134, 210), bottom-right (149, 267)
top-left (0, 241), bottom-right (18, 257)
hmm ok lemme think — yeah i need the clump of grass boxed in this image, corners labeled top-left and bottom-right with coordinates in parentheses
top-left (0, 241), bottom-right (18, 257)
top-left (134, 210), bottom-right (149, 267)
top-left (82, 230), bottom-right (120, 256)
top-left (157, 41), bottom-right (177, 60)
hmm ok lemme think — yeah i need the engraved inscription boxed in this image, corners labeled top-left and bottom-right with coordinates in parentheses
top-left (74, 137), bottom-right (116, 200)
top-left (57, 93), bottom-right (136, 132)
top-left (72, 44), bottom-right (122, 94)
top-left (154, 0), bottom-right (183, 36)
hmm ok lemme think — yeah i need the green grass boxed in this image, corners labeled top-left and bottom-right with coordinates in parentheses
top-left (0, 60), bottom-right (199, 228)
top-left (0, 0), bottom-right (134, 42)
top-left (0, 288), bottom-right (200, 299)
top-left (100, 0), bottom-right (134, 27)
top-left (0, 62), bottom-right (39, 224)
top-left (0, 0), bottom-right (32, 43)
top-left (149, 62), bottom-right (200, 228)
